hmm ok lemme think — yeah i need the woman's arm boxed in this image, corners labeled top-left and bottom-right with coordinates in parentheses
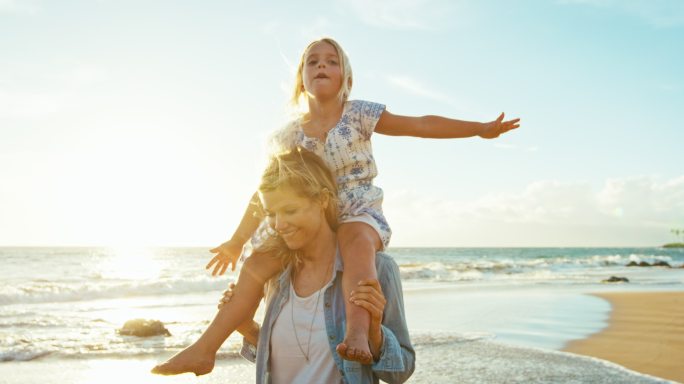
top-left (368, 254), bottom-right (416, 383)
top-left (206, 192), bottom-right (262, 275)
top-left (349, 279), bottom-right (386, 360)
top-left (374, 110), bottom-right (520, 139)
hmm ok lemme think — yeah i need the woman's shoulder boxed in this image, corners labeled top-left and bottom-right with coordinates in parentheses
top-left (375, 252), bottom-right (400, 276)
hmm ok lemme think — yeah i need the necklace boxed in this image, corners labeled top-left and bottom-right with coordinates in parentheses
top-left (290, 260), bottom-right (333, 363)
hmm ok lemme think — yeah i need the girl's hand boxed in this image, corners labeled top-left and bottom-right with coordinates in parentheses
top-left (350, 279), bottom-right (386, 361)
top-left (217, 282), bottom-right (236, 310)
top-left (207, 239), bottom-right (244, 276)
top-left (479, 112), bottom-right (520, 139)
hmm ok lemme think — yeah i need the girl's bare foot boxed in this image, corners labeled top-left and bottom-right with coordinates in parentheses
top-left (151, 343), bottom-right (215, 376)
top-left (336, 328), bottom-right (372, 364)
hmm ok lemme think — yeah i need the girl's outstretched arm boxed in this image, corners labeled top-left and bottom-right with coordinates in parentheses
top-left (206, 192), bottom-right (262, 275)
top-left (374, 111), bottom-right (520, 139)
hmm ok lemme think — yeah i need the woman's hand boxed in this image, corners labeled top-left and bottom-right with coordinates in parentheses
top-left (479, 112), bottom-right (520, 139)
top-left (217, 282), bottom-right (236, 310)
top-left (350, 279), bottom-right (386, 361)
top-left (207, 239), bottom-right (244, 276)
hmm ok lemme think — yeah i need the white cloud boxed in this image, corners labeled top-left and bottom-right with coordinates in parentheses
top-left (0, 0), bottom-right (39, 14)
top-left (299, 16), bottom-right (334, 40)
top-left (558, 0), bottom-right (684, 28)
top-left (0, 90), bottom-right (65, 119)
top-left (493, 143), bottom-right (539, 152)
top-left (384, 175), bottom-right (684, 246)
top-left (261, 21), bottom-right (280, 36)
top-left (49, 65), bottom-right (109, 86)
top-left (384, 74), bottom-right (474, 114)
top-left (0, 62), bottom-right (109, 119)
top-left (657, 83), bottom-right (680, 92)
top-left (337, 0), bottom-right (455, 30)
top-left (596, 175), bottom-right (684, 221)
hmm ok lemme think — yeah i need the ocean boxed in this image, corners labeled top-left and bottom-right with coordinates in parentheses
top-left (1, 246), bottom-right (683, 383)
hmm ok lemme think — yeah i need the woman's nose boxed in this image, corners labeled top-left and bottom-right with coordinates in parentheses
top-left (274, 214), bottom-right (286, 231)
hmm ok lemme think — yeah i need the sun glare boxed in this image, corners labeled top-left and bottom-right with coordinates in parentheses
top-left (99, 246), bottom-right (162, 281)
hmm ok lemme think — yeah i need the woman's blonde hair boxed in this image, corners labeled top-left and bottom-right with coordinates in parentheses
top-left (290, 37), bottom-right (353, 108)
top-left (255, 147), bottom-right (338, 268)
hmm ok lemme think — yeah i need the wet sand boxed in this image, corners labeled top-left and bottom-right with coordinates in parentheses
top-left (0, 342), bottom-right (669, 384)
top-left (564, 291), bottom-right (684, 383)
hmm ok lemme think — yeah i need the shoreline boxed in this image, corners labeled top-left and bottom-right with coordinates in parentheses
top-left (0, 340), bottom-right (668, 384)
top-left (563, 291), bottom-right (684, 383)
top-left (1, 289), bottom-right (677, 383)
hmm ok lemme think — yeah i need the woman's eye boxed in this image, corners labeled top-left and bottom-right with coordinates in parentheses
top-left (328, 60), bottom-right (338, 65)
top-left (285, 209), bottom-right (297, 215)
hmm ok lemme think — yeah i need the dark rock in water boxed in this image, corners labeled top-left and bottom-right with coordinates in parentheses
top-left (118, 319), bottom-right (171, 337)
top-left (602, 276), bottom-right (629, 283)
top-left (652, 261), bottom-right (672, 268)
top-left (625, 261), bottom-right (672, 268)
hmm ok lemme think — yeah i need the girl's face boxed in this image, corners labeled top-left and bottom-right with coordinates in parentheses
top-left (260, 186), bottom-right (327, 251)
top-left (301, 41), bottom-right (343, 101)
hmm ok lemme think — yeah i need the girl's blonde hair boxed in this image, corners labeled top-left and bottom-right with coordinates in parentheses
top-left (255, 147), bottom-right (338, 268)
top-left (290, 37), bottom-right (353, 108)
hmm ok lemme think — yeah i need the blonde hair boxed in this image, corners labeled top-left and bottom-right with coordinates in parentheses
top-left (290, 37), bottom-right (353, 108)
top-left (255, 148), bottom-right (338, 268)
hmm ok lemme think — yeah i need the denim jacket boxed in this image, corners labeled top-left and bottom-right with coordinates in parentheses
top-left (240, 251), bottom-right (415, 384)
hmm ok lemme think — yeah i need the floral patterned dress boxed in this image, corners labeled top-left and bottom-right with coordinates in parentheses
top-left (249, 100), bottom-right (391, 256)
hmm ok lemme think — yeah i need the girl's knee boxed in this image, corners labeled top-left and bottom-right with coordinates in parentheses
top-left (338, 223), bottom-right (382, 250)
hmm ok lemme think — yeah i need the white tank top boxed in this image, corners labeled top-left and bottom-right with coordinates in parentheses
top-left (270, 278), bottom-right (342, 384)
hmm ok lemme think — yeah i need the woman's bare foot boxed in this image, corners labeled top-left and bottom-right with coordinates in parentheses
top-left (336, 329), bottom-right (372, 364)
top-left (151, 343), bottom-right (216, 376)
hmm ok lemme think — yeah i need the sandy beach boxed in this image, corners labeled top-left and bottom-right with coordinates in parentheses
top-left (564, 291), bottom-right (684, 383)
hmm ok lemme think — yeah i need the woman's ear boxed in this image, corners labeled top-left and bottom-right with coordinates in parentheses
top-left (320, 189), bottom-right (330, 210)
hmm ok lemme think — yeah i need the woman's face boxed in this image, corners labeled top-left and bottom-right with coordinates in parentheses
top-left (260, 186), bottom-right (327, 251)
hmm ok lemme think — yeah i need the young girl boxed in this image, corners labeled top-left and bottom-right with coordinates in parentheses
top-left (153, 37), bottom-right (519, 375)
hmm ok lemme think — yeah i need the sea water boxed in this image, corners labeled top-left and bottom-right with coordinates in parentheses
top-left (1, 247), bottom-right (682, 383)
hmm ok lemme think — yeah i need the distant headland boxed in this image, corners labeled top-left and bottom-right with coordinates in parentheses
top-left (665, 229), bottom-right (684, 248)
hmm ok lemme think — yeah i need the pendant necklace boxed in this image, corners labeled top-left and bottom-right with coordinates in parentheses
top-left (291, 260), bottom-right (333, 363)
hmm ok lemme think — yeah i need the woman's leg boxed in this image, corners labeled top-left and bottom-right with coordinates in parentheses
top-left (152, 251), bottom-right (282, 376)
top-left (335, 222), bottom-right (382, 364)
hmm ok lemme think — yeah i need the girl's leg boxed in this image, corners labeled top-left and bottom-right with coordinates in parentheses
top-left (151, 251), bottom-right (282, 376)
top-left (335, 222), bottom-right (382, 364)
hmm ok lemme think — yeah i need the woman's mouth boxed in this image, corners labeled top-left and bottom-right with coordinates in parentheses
top-left (280, 229), bottom-right (298, 239)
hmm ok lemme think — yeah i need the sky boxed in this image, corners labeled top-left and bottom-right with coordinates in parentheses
top-left (1, 0), bottom-right (683, 247)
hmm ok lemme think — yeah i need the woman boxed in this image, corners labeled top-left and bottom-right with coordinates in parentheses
top-left (156, 148), bottom-right (414, 383)
top-left (233, 148), bottom-right (413, 383)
